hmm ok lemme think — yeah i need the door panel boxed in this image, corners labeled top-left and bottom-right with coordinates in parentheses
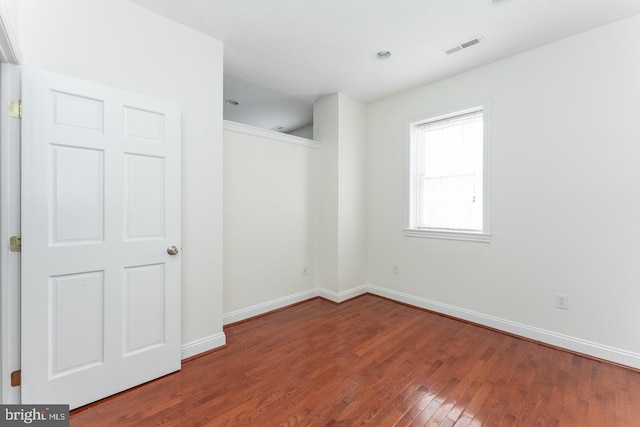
top-left (125, 154), bottom-right (165, 239)
top-left (50, 271), bottom-right (105, 377)
top-left (124, 106), bottom-right (165, 142)
top-left (52, 90), bottom-right (105, 132)
top-left (124, 264), bottom-right (166, 355)
top-left (21, 67), bottom-right (181, 409)
top-left (51, 145), bottom-right (105, 243)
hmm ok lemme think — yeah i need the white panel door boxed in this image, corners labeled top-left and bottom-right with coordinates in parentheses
top-left (20, 68), bottom-right (181, 409)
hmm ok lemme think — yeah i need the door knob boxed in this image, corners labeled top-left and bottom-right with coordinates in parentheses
top-left (167, 246), bottom-right (179, 255)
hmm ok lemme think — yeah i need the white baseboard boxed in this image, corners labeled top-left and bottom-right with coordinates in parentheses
top-left (222, 286), bottom-right (369, 326)
top-left (366, 284), bottom-right (640, 370)
top-left (317, 285), bottom-right (368, 303)
top-left (181, 332), bottom-right (226, 360)
top-left (208, 284), bottom-right (640, 369)
top-left (223, 288), bottom-right (319, 325)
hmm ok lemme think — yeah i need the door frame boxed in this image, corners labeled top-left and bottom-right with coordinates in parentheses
top-left (0, 62), bottom-right (21, 404)
top-left (0, 0), bottom-right (22, 65)
top-left (0, 1), bottom-right (22, 404)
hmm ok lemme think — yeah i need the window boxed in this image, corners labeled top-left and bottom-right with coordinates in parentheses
top-left (405, 100), bottom-right (491, 242)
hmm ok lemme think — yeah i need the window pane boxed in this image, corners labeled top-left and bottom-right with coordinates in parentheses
top-left (421, 175), bottom-right (482, 230)
top-left (416, 109), bottom-right (484, 232)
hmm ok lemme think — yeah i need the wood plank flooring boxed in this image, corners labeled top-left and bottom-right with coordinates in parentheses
top-left (70, 295), bottom-right (640, 426)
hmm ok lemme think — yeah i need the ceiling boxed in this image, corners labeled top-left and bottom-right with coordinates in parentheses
top-left (223, 74), bottom-right (313, 133)
top-left (129, 0), bottom-right (640, 132)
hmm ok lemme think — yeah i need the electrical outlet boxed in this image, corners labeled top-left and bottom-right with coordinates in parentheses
top-left (392, 265), bottom-right (399, 274)
top-left (302, 266), bottom-right (308, 276)
top-left (555, 293), bottom-right (569, 310)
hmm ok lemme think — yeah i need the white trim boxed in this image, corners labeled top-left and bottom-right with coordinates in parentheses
top-left (0, 63), bottom-right (20, 404)
top-left (317, 285), bottom-right (368, 303)
top-left (224, 120), bottom-right (320, 149)
top-left (404, 98), bottom-right (492, 243)
top-left (403, 228), bottom-right (491, 243)
top-left (204, 284), bottom-right (640, 369)
top-left (0, 1), bottom-right (22, 64)
top-left (181, 332), bottom-right (226, 360)
top-left (222, 286), bottom-right (369, 326)
top-left (366, 284), bottom-right (640, 370)
top-left (223, 288), bottom-right (319, 325)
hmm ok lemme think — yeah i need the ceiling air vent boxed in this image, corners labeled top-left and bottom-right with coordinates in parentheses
top-left (444, 35), bottom-right (484, 55)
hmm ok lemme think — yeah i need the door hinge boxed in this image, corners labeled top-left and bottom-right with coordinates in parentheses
top-left (8, 100), bottom-right (21, 119)
top-left (10, 370), bottom-right (20, 387)
top-left (9, 236), bottom-right (21, 252)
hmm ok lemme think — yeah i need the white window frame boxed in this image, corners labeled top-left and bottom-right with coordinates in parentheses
top-left (404, 98), bottom-right (491, 243)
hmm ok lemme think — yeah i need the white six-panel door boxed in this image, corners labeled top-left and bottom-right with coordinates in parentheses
top-left (20, 68), bottom-right (181, 409)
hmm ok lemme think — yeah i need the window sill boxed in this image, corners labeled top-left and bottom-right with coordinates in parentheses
top-left (403, 228), bottom-right (491, 243)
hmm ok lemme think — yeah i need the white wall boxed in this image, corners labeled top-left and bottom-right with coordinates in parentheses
top-left (367, 15), bottom-right (640, 357)
top-left (223, 123), bottom-right (318, 321)
top-left (18, 0), bottom-right (225, 351)
top-left (223, 93), bottom-right (366, 318)
top-left (314, 93), bottom-right (367, 298)
top-left (288, 124), bottom-right (313, 140)
top-left (314, 95), bottom-right (340, 293)
top-left (0, 0), bottom-right (17, 20)
top-left (337, 95), bottom-right (367, 293)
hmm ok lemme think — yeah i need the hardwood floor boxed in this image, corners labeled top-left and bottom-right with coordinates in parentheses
top-left (71, 295), bottom-right (640, 426)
